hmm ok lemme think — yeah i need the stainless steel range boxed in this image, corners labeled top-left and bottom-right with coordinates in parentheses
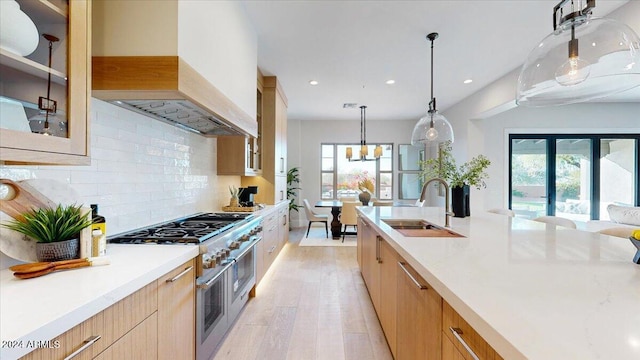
top-left (109, 212), bottom-right (262, 360)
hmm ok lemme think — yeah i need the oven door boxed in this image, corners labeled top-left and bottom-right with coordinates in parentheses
top-left (228, 241), bottom-right (257, 321)
top-left (196, 268), bottom-right (229, 360)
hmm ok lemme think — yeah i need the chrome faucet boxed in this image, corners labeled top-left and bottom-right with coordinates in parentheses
top-left (419, 177), bottom-right (453, 227)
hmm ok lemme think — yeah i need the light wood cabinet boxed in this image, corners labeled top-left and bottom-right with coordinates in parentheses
top-left (277, 202), bottom-right (289, 251)
top-left (157, 259), bottom-right (195, 360)
top-left (242, 75), bottom-right (287, 205)
top-left (0, 0), bottom-right (91, 165)
top-left (20, 259), bottom-right (197, 360)
top-left (442, 300), bottom-right (504, 360)
top-left (217, 82), bottom-right (263, 176)
top-left (359, 217), bottom-right (381, 313)
top-left (396, 260), bottom-right (442, 360)
top-left (93, 313), bottom-right (158, 360)
top-left (257, 207), bottom-right (278, 285)
top-left (20, 282), bottom-right (158, 360)
top-left (379, 240), bottom-right (399, 358)
top-left (358, 217), bottom-right (399, 357)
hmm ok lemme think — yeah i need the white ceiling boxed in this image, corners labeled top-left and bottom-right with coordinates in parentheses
top-left (241, 0), bottom-right (635, 122)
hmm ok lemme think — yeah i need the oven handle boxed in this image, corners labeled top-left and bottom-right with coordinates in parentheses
top-left (234, 237), bottom-right (260, 261)
top-left (197, 265), bottom-right (230, 289)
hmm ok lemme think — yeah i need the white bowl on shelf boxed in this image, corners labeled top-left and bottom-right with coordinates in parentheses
top-left (0, 0), bottom-right (39, 57)
top-left (0, 96), bottom-right (31, 132)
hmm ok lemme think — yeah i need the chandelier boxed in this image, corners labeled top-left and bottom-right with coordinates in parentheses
top-left (411, 32), bottom-right (454, 147)
top-left (516, 0), bottom-right (640, 106)
top-left (346, 105), bottom-right (382, 161)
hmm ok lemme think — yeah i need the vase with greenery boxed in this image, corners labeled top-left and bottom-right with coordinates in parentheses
top-left (2, 204), bottom-right (93, 261)
top-left (229, 186), bottom-right (243, 207)
top-left (358, 178), bottom-right (374, 205)
top-left (287, 167), bottom-right (301, 225)
top-left (419, 141), bottom-right (491, 217)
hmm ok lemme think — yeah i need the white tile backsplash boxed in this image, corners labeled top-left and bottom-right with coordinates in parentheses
top-left (0, 98), bottom-right (239, 239)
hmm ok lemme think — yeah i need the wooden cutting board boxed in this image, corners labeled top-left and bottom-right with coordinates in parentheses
top-left (0, 179), bottom-right (57, 222)
top-left (0, 179), bottom-right (80, 262)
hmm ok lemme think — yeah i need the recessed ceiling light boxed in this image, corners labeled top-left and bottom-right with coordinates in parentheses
top-left (385, 79), bottom-right (395, 85)
top-left (309, 80), bottom-right (318, 85)
top-left (463, 79), bottom-right (473, 84)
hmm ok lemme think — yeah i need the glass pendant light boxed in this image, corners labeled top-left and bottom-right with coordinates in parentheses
top-left (411, 32), bottom-right (454, 147)
top-left (346, 105), bottom-right (382, 161)
top-left (516, 0), bottom-right (640, 106)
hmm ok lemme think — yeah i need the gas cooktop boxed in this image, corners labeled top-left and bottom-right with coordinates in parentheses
top-left (109, 213), bottom-right (254, 245)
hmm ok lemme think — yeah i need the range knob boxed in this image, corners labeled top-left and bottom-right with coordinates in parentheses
top-left (240, 234), bottom-right (250, 242)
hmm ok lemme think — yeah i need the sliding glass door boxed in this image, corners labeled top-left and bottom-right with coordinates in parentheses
top-left (600, 139), bottom-right (636, 220)
top-left (511, 139), bottom-right (548, 219)
top-left (510, 134), bottom-right (639, 220)
top-left (555, 138), bottom-right (591, 222)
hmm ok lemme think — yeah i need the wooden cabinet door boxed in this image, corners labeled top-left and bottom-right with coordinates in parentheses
top-left (359, 218), bottom-right (381, 313)
top-left (277, 203), bottom-right (288, 250)
top-left (442, 333), bottom-right (466, 360)
top-left (442, 300), bottom-right (504, 360)
top-left (93, 312), bottom-right (158, 360)
top-left (396, 261), bottom-right (442, 360)
top-left (157, 259), bottom-right (195, 360)
top-left (379, 240), bottom-right (399, 358)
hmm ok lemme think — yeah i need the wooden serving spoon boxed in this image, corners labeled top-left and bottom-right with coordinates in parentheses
top-left (11, 257), bottom-right (110, 279)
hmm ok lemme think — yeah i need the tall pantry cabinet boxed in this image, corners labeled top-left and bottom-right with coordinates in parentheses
top-left (242, 75), bottom-right (288, 205)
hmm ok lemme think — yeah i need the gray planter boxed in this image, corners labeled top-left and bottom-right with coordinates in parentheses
top-left (36, 238), bottom-right (79, 262)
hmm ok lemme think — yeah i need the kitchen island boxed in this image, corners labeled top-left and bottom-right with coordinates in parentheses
top-left (357, 206), bottom-right (640, 359)
top-left (0, 245), bottom-right (199, 359)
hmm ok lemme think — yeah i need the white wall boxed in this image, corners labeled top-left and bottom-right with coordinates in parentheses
top-left (288, 118), bottom-right (417, 227)
top-left (0, 99), bottom-right (240, 268)
top-left (178, 0), bottom-right (258, 118)
top-left (441, 0), bottom-right (640, 214)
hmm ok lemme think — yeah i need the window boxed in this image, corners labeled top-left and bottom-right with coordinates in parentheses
top-left (509, 134), bottom-right (639, 220)
top-left (321, 143), bottom-right (393, 200)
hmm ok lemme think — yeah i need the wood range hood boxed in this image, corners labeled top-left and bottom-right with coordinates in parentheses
top-left (92, 56), bottom-right (258, 137)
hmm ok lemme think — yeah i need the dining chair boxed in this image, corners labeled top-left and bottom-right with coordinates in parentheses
top-left (302, 199), bottom-right (329, 238)
top-left (533, 216), bottom-right (577, 229)
top-left (597, 227), bottom-right (634, 238)
top-left (340, 201), bottom-right (361, 242)
top-left (487, 208), bottom-right (516, 217)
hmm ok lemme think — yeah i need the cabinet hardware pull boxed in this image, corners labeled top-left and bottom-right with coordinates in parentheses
top-left (240, 289), bottom-right (249, 300)
top-left (450, 327), bottom-right (480, 360)
top-left (63, 335), bottom-right (101, 360)
top-left (166, 266), bottom-right (193, 283)
top-left (376, 237), bottom-right (382, 264)
top-left (398, 262), bottom-right (428, 290)
top-left (280, 157), bottom-right (285, 173)
top-left (268, 245), bottom-right (277, 253)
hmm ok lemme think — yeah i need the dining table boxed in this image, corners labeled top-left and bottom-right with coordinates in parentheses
top-left (315, 200), bottom-right (344, 239)
top-left (315, 200), bottom-right (416, 239)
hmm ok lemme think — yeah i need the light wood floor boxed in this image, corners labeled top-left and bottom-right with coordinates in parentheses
top-left (211, 227), bottom-right (393, 360)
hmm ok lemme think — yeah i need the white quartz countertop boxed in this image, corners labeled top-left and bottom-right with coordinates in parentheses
top-left (0, 244), bottom-right (199, 359)
top-left (357, 206), bottom-right (640, 360)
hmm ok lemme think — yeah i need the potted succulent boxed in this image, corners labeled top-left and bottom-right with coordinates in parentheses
top-left (2, 204), bottom-right (93, 261)
top-left (419, 141), bottom-right (491, 217)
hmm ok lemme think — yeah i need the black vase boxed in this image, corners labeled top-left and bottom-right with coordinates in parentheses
top-left (451, 185), bottom-right (470, 218)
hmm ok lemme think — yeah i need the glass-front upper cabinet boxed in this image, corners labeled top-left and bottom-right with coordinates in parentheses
top-left (0, 0), bottom-right (90, 165)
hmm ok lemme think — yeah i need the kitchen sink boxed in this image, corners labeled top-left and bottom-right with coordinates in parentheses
top-left (381, 219), bottom-right (464, 238)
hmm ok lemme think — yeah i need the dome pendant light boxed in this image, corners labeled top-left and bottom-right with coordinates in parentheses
top-left (516, 0), bottom-right (640, 106)
top-left (346, 105), bottom-right (382, 161)
top-left (411, 32), bottom-right (454, 147)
